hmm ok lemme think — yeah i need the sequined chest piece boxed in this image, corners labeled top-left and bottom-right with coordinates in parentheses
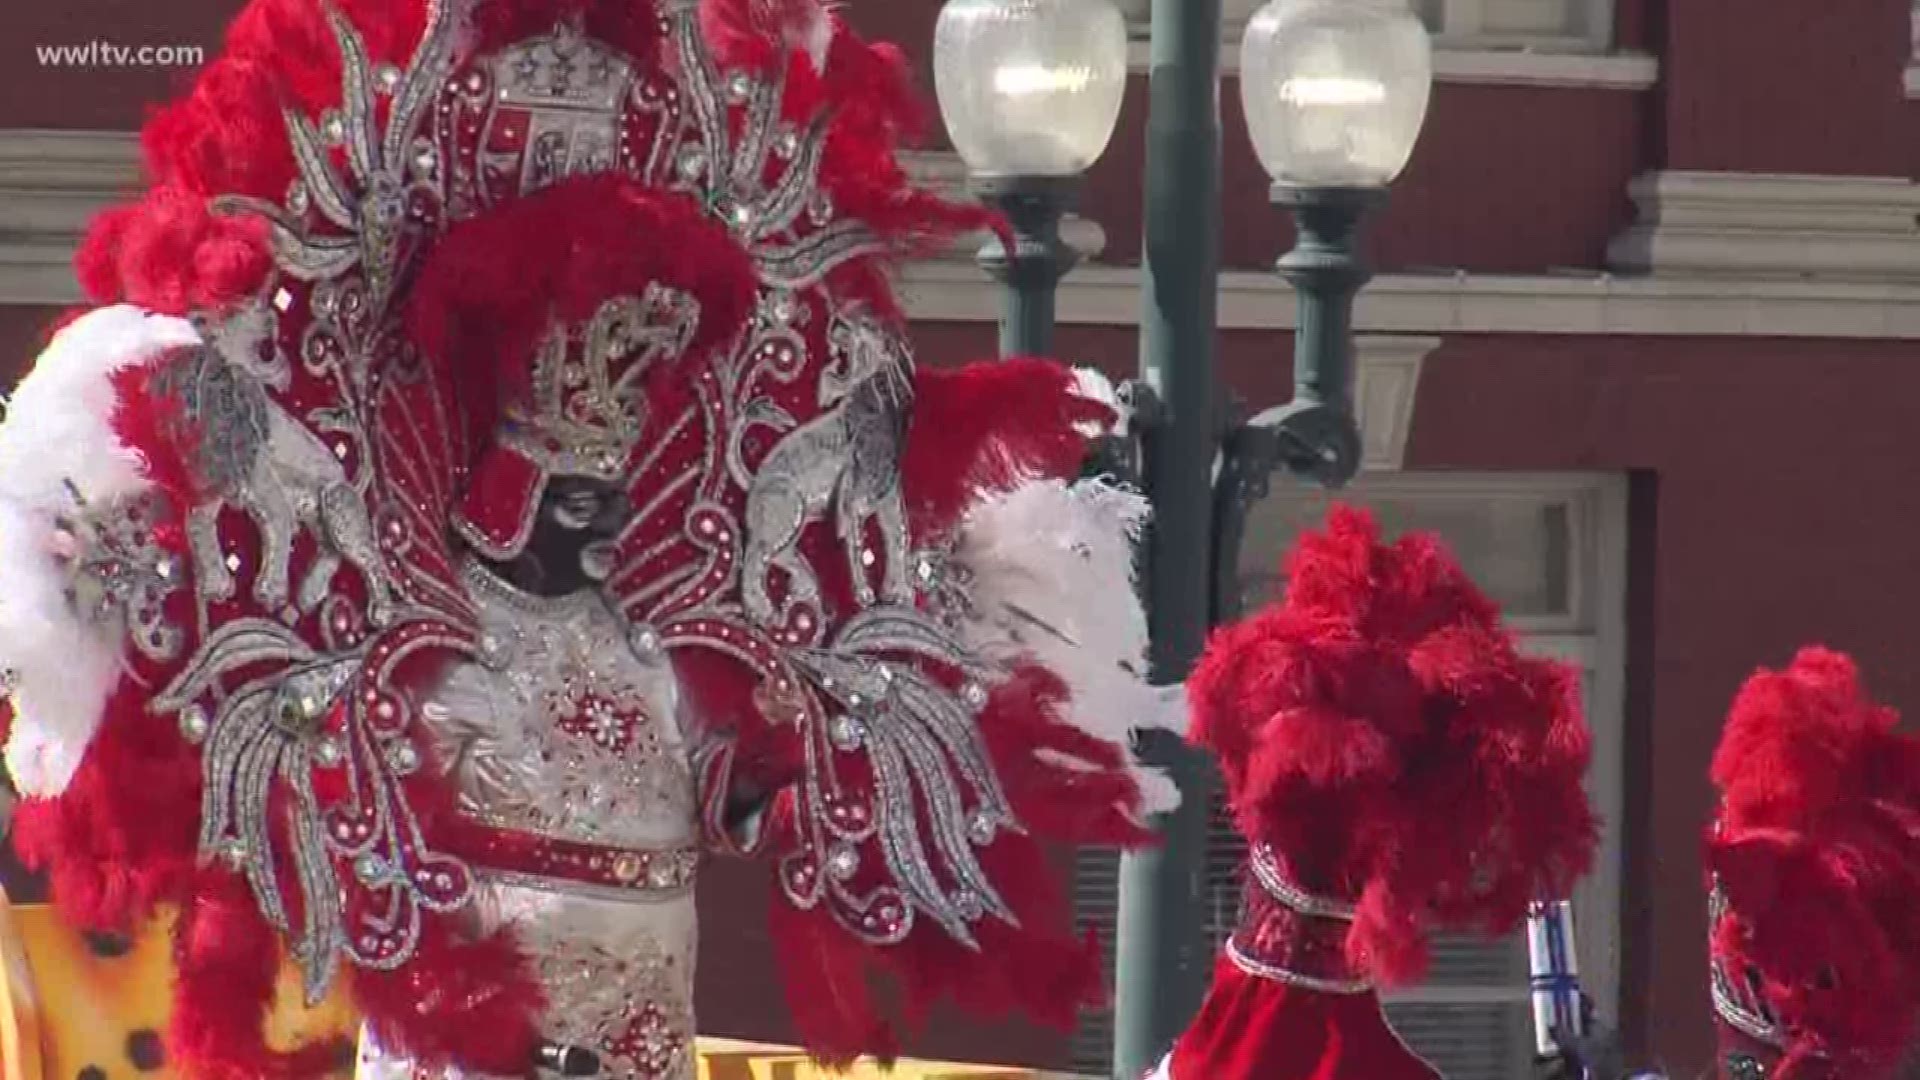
top-left (445, 565), bottom-right (698, 864)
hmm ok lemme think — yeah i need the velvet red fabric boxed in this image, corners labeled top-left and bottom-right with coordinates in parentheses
top-left (1165, 955), bottom-right (1440, 1080)
top-left (453, 446), bottom-right (548, 559)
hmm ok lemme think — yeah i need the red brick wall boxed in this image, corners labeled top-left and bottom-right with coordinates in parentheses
top-left (851, 1), bottom-right (1648, 275)
top-left (0, 0), bottom-right (234, 129)
top-left (1658, 0), bottom-right (1912, 176)
top-left (0, 306), bottom-right (61, 384)
top-left (1413, 332), bottom-right (1920, 1072)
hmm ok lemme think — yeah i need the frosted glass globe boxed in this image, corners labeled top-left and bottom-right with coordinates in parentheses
top-left (1240, 0), bottom-right (1433, 188)
top-left (934, 0), bottom-right (1130, 178)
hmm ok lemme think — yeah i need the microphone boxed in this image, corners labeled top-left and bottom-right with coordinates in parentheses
top-left (1528, 899), bottom-right (1585, 1061)
top-left (532, 1039), bottom-right (602, 1076)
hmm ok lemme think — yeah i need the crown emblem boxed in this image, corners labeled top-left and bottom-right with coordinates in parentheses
top-left (487, 22), bottom-right (636, 195)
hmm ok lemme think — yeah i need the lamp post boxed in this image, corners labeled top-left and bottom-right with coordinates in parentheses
top-left (1232, 0), bottom-right (1433, 489)
top-left (1109, 0), bottom-right (1223, 1075)
top-left (933, 0), bottom-right (1432, 1075)
top-left (1121, 1), bottom-right (1431, 1075)
top-left (933, 0), bottom-right (1128, 357)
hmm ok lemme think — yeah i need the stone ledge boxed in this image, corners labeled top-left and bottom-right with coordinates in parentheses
top-left (9, 132), bottom-right (1920, 341)
top-left (1607, 170), bottom-right (1920, 282)
top-left (898, 259), bottom-right (1920, 339)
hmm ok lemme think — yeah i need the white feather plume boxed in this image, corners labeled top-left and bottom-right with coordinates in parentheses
top-left (1070, 366), bottom-right (1126, 438)
top-left (0, 305), bottom-right (200, 797)
top-left (950, 477), bottom-right (1184, 815)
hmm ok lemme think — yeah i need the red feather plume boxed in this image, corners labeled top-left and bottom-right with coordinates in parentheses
top-left (1187, 504), bottom-right (1597, 987)
top-left (1706, 648), bottom-right (1920, 1079)
top-left (901, 357), bottom-right (1114, 539)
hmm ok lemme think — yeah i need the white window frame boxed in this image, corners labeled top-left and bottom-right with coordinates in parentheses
top-left (1418, 0), bottom-right (1613, 54)
top-left (1906, 0), bottom-right (1920, 97)
top-left (1116, 0), bottom-right (1657, 91)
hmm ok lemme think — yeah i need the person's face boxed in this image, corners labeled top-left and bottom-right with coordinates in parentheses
top-left (541, 476), bottom-right (629, 541)
top-left (490, 475), bottom-right (630, 597)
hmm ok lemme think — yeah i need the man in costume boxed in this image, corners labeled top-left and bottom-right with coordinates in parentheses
top-left (1152, 505), bottom-right (1599, 1080)
top-left (1542, 648), bottom-right (1920, 1080)
top-left (0, 0), bottom-right (1179, 1076)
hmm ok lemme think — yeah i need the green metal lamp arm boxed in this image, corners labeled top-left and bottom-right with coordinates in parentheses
top-left (974, 174), bottom-right (1083, 360)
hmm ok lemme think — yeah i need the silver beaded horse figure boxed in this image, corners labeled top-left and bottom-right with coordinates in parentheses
top-left (162, 304), bottom-right (393, 625)
top-left (740, 310), bottom-right (914, 625)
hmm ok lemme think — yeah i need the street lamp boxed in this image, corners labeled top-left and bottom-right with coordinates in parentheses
top-left (933, 0), bottom-right (1128, 357)
top-left (1234, 0), bottom-right (1432, 486)
top-left (930, 1), bottom-right (1431, 1076)
top-left (1117, 1), bottom-right (1431, 1078)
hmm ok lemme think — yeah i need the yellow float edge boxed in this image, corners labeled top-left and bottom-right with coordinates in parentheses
top-left (0, 888), bottom-right (47, 1080)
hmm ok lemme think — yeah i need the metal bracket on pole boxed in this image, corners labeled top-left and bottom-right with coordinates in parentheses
top-left (1263, 182), bottom-right (1381, 485)
top-left (1206, 184), bottom-right (1378, 621)
top-left (1083, 380), bottom-right (1163, 487)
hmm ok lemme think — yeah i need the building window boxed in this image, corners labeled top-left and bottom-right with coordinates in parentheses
top-left (1908, 0), bottom-right (1920, 97)
top-left (1118, 0), bottom-right (1616, 56)
top-left (1071, 473), bottom-right (1628, 1079)
top-left (1413, 0), bottom-right (1613, 52)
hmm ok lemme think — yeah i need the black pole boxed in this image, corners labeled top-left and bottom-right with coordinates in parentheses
top-left (1111, 0), bottom-right (1222, 1073)
top-left (974, 174), bottom-right (1081, 358)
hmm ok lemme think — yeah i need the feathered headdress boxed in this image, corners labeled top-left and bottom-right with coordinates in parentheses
top-left (3, 0), bottom-right (1164, 1075)
top-left (1187, 504), bottom-right (1597, 986)
top-left (1706, 648), bottom-right (1920, 1079)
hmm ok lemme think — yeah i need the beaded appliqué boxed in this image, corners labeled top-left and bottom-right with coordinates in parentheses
top-left (587, 5), bottom-right (1023, 951)
top-left (536, 931), bottom-right (695, 1079)
top-left (216, 2), bottom-right (453, 312)
top-left (1227, 844), bottom-right (1372, 995)
top-left (154, 0), bottom-right (479, 1005)
top-left (496, 288), bottom-right (701, 485)
top-left (54, 488), bottom-right (186, 663)
top-left (489, 22), bottom-right (636, 197)
top-left (158, 301), bottom-right (394, 625)
top-left (1707, 882), bottom-right (1786, 1050)
top-left (739, 306), bottom-right (913, 624)
top-left (442, 564), bottom-right (697, 854)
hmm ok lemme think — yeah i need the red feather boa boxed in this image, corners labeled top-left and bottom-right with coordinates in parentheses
top-left (1187, 504), bottom-right (1597, 987)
